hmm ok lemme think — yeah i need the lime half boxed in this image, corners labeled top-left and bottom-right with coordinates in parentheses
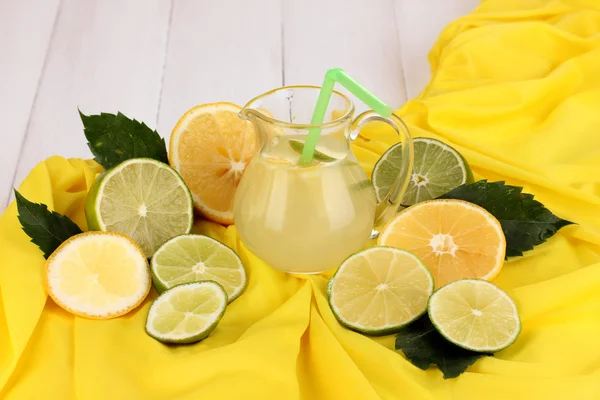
top-left (372, 137), bottom-right (473, 206)
top-left (145, 281), bottom-right (227, 344)
top-left (328, 247), bottom-right (434, 336)
top-left (85, 158), bottom-right (194, 257)
top-left (151, 234), bottom-right (247, 302)
top-left (428, 279), bottom-right (521, 352)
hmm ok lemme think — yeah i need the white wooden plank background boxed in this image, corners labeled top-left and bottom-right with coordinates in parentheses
top-left (0, 0), bottom-right (61, 207)
top-left (283, 0), bottom-right (406, 114)
top-left (0, 0), bottom-right (479, 210)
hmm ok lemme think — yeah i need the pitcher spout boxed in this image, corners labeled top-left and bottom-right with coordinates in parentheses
top-left (239, 99), bottom-right (277, 149)
top-left (237, 85), bottom-right (356, 157)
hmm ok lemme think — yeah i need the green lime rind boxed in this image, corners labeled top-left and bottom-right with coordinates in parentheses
top-left (85, 170), bottom-right (108, 232)
top-left (150, 234), bottom-right (247, 303)
top-left (85, 158), bottom-right (194, 258)
top-left (288, 139), bottom-right (337, 163)
top-left (327, 246), bottom-right (434, 336)
top-left (372, 137), bottom-right (474, 206)
top-left (145, 281), bottom-right (227, 344)
top-left (427, 279), bottom-right (522, 353)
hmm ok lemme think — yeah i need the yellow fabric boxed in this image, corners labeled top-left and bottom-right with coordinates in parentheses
top-left (3, 0), bottom-right (600, 398)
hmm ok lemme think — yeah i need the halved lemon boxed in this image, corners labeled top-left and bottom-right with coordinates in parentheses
top-left (378, 199), bottom-right (505, 288)
top-left (169, 103), bottom-right (258, 225)
top-left (45, 231), bottom-right (151, 319)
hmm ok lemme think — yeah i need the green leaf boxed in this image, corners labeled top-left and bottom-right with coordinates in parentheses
top-left (80, 110), bottom-right (168, 169)
top-left (14, 190), bottom-right (83, 259)
top-left (439, 180), bottom-right (574, 257)
top-left (395, 314), bottom-right (491, 379)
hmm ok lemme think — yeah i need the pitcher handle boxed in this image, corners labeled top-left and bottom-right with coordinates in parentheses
top-left (350, 111), bottom-right (414, 238)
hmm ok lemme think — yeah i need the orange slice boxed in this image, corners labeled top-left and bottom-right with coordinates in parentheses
top-left (378, 199), bottom-right (505, 288)
top-left (169, 103), bottom-right (258, 225)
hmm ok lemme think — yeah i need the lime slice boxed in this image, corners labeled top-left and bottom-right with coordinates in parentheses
top-left (372, 137), bottom-right (474, 206)
top-left (328, 247), bottom-right (434, 335)
top-left (428, 279), bottom-right (521, 352)
top-left (145, 281), bottom-right (227, 344)
top-left (288, 139), bottom-right (336, 162)
top-left (349, 179), bottom-right (373, 192)
top-left (85, 158), bottom-right (194, 257)
top-left (151, 234), bottom-right (247, 302)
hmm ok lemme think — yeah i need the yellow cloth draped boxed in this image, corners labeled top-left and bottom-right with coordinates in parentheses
top-left (3, 0), bottom-right (600, 398)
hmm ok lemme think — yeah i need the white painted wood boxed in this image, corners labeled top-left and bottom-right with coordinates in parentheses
top-left (0, 0), bottom-right (481, 208)
top-left (11, 0), bottom-right (172, 204)
top-left (0, 0), bottom-right (60, 207)
top-left (283, 0), bottom-right (407, 115)
top-left (393, 0), bottom-right (480, 99)
top-left (157, 0), bottom-right (282, 138)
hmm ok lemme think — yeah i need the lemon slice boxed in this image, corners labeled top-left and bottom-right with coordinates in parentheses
top-left (46, 232), bottom-right (151, 319)
top-left (428, 279), bottom-right (521, 352)
top-left (150, 234), bottom-right (247, 302)
top-left (169, 103), bottom-right (258, 225)
top-left (328, 247), bottom-right (434, 335)
top-left (145, 281), bottom-right (227, 344)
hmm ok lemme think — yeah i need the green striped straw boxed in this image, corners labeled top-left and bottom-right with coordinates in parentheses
top-left (299, 68), bottom-right (394, 165)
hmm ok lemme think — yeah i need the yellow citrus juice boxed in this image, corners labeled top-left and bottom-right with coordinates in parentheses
top-left (233, 135), bottom-right (376, 274)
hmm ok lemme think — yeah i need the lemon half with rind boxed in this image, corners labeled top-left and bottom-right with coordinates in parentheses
top-left (45, 231), bottom-right (151, 319)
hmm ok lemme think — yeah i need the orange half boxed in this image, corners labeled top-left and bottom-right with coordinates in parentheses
top-left (378, 199), bottom-right (506, 288)
top-left (169, 103), bottom-right (258, 224)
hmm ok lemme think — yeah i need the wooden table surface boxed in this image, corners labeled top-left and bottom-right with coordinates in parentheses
top-left (0, 0), bottom-right (478, 210)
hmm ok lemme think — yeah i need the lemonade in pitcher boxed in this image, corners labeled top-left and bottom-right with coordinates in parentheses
top-left (233, 86), bottom-right (413, 274)
top-left (234, 133), bottom-right (376, 274)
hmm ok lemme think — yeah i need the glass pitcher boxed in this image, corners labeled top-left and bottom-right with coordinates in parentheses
top-left (233, 86), bottom-right (414, 274)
